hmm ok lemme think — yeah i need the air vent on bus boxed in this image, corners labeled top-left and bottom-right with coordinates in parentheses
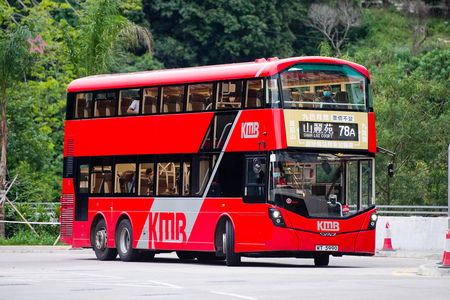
top-left (60, 194), bottom-right (74, 239)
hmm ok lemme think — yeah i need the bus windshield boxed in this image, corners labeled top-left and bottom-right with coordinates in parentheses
top-left (280, 64), bottom-right (368, 111)
top-left (269, 151), bottom-right (374, 218)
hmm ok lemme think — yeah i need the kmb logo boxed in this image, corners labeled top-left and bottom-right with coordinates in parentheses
top-left (317, 221), bottom-right (340, 232)
top-left (149, 212), bottom-right (187, 243)
top-left (241, 122), bottom-right (259, 138)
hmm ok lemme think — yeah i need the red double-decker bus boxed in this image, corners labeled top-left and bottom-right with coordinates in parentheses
top-left (61, 56), bottom-right (378, 266)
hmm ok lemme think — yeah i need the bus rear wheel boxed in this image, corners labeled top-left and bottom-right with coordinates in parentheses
top-left (116, 219), bottom-right (141, 262)
top-left (93, 219), bottom-right (117, 261)
top-left (314, 253), bottom-right (329, 266)
top-left (224, 220), bottom-right (241, 266)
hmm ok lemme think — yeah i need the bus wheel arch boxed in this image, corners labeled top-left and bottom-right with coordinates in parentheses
top-left (115, 216), bottom-right (141, 262)
top-left (91, 216), bottom-right (117, 261)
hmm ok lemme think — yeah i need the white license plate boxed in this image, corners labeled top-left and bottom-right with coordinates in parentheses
top-left (315, 245), bottom-right (338, 251)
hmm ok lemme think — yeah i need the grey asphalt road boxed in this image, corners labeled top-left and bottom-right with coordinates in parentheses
top-left (0, 247), bottom-right (448, 300)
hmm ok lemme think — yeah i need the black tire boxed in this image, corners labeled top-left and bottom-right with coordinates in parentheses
top-left (176, 251), bottom-right (196, 260)
top-left (225, 220), bottom-right (241, 266)
top-left (115, 219), bottom-right (141, 262)
top-left (314, 253), bottom-right (330, 266)
top-left (93, 219), bottom-right (117, 261)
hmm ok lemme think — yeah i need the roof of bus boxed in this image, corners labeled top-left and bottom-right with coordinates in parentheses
top-left (67, 56), bottom-right (370, 92)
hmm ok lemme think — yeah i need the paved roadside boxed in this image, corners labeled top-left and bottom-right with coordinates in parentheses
top-left (0, 245), bottom-right (92, 254)
top-left (0, 245), bottom-right (443, 260)
top-left (375, 249), bottom-right (442, 260)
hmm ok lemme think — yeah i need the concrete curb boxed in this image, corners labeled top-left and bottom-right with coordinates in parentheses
top-left (375, 250), bottom-right (442, 260)
top-left (418, 262), bottom-right (450, 277)
top-left (0, 245), bottom-right (92, 254)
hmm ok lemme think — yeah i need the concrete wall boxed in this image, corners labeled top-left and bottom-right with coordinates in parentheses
top-left (376, 216), bottom-right (449, 251)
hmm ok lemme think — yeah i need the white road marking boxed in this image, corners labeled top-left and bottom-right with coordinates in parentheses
top-left (210, 290), bottom-right (257, 299)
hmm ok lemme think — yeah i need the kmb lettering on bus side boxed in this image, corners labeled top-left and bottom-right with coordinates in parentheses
top-left (149, 212), bottom-right (187, 243)
top-left (241, 122), bottom-right (259, 139)
top-left (317, 221), bottom-right (340, 232)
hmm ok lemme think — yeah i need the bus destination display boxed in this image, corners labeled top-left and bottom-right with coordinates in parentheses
top-left (284, 109), bottom-right (369, 150)
top-left (299, 122), bottom-right (358, 141)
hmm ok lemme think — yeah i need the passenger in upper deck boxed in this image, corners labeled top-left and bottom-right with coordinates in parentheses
top-left (127, 97), bottom-right (140, 114)
top-left (322, 85), bottom-right (336, 109)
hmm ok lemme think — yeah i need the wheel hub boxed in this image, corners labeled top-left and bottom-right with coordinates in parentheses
top-left (95, 229), bottom-right (107, 251)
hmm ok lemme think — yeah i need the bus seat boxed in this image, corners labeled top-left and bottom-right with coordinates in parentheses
top-left (106, 100), bottom-right (116, 116)
top-left (335, 91), bottom-right (349, 109)
top-left (84, 100), bottom-right (92, 118)
top-left (316, 90), bottom-right (324, 99)
top-left (120, 97), bottom-right (132, 115)
top-left (246, 89), bottom-right (261, 108)
top-left (302, 92), bottom-right (315, 108)
top-left (188, 93), bottom-right (205, 111)
top-left (176, 95), bottom-right (184, 112)
top-left (96, 100), bottom-right (108, 117)
top-left (164, 95), bottom-right (177, 113)
top-left (76, 98), bottom-right (86, 118)
top-left (122, 171), bottom-right (135, 193)
top-left (99, 173), bottom-right (112, 194)
top-left (158, 176), bottom-right (168, 194)
top-left (143, 96), bottom-right (157, 114)
top-left (291, 92), bottom-right (301, 108)
top-left (140, 176), bottom-right (150, 196)
top-left (92, 173), bottom-right (103, 193)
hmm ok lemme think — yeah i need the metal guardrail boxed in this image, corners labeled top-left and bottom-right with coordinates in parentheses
top-left (376, 205), bottom-right (449, 216)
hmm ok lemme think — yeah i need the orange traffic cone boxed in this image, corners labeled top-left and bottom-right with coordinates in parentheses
top-left (442, 229), bottom-right (450, 267)
top-left (382, 222), bottom-right (395, 251)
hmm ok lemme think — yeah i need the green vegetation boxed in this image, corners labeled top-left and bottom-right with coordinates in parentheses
top-left (0, 0), bottom-right (449, 243)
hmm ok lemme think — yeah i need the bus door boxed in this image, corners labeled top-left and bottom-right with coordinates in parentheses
top-left (243, 156), bottom-right (267, 203)
top-left (344, 159), bottom-right (374, 214)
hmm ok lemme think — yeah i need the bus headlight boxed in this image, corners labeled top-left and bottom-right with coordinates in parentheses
top-left (367, 212), bottom-right (378, 230)
top-left (268, 208), bottom-right (286, 227)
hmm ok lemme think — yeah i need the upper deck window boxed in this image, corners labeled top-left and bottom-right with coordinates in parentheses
top-left (216, 80), bottom-right (243, 110)
top-left (119, 89), bottom-right (140, 115)
top-left (94, 92), bottom-right (117, 117)
top-left (245, 79), bottom-right (263, 108)
top-left (161, 85), bottom-right (184, 113)
top-left (187, 83), bottom-right (214, 111)
top-left (143, 87), bottom-right (159, 115)
top-left (74, 92), bottom-right (93, 119)
top-left (280, 64), bottom-right (368, 112)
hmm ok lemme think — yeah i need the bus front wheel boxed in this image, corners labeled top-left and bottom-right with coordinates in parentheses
top-left (224, 220), bottom-right (241, 266)
top-left (314, 253), bottom-right (329, 266)
top-left (116, 219), bottom-right (141, 262)
top-left (93, 219), bottom-right (117, 261)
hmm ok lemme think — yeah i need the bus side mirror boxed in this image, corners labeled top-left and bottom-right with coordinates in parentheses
top-left (387, 163), bottom-right (394, 178)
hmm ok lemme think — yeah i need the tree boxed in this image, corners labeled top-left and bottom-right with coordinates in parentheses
top-left (143, 0), bottom-right (302, 68)
top-left (305, 0), bottom-right (361, 56)
top-left (0, 25), bottom-right (34, 238)
top-left (402, 0), bottom-right (429, 57)
top-left (69, 0), bottom-right (154, 76)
